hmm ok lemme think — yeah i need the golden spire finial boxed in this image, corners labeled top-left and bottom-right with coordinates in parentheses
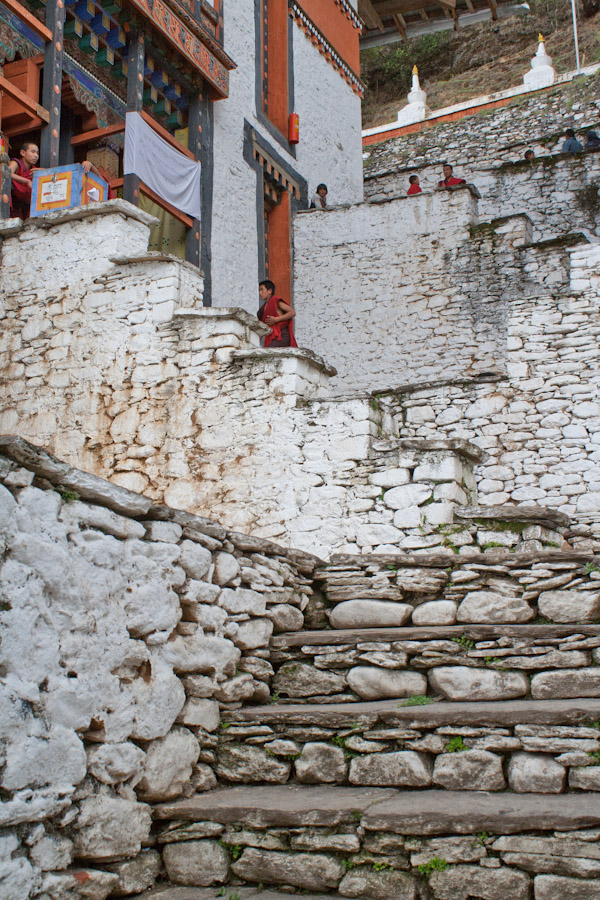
top-left (538, 33), bottom-right (544, 42)
top-left (413, 65), bottom-right (418, 74)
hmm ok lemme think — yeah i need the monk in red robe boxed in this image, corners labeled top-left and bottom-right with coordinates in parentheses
top-left (437, 163), bottom-right (466, 189)
top-left (257, 279), bottom-right (297, 348)
top-left (9, 141), bottom-right (38, 220)
top-left (407, 175), bottom-right (422, 195)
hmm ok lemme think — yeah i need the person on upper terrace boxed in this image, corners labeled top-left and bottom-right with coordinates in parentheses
top-left (436, 164), bottom-right (466, 190)
top-left (407, 175), bottom-right (422, 195)
top-left (585, 130), bottom-right (600, 150)
top-left (524, 149), bottom-right (535, 162)
top-left (309, 183), bottom-right (328, 209)
top-left (257, 279), bottom-right (297, 348)
top-left (9, 141), bottom-right (39, 220)
top-left (561, 128), bottom-right (583, 154)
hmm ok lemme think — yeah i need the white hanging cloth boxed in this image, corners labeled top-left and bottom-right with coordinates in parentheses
top-left (124, 111), bottom-right (201, 219)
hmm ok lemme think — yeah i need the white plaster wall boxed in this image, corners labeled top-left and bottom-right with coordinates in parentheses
top-left (211, 0), bottom-right (261, 311)
top-left (292, 22), bottom-right (364, 207)
top-left (210, 0), bottom-right (364, 313)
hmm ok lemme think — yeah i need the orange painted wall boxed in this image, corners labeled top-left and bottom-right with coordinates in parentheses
top-left (298, 0), bottom-right (360, 73)
top-left (268, 190), bottom-right (291, 300)
top-left (266, 0), bottom-right (289, 134)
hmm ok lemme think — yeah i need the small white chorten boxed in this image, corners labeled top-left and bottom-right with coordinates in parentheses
top-left (397, 66), bottom-right (430, 126)
top-left (523, 34), bottom-right (556, 90)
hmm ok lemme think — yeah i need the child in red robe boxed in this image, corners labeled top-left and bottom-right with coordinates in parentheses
top-left (10, 141), bottom-right (39, 220)
top-left (257, 279), bottom-right (297, 348)
top-left (407, 175), bottom-right (422, 195)
top-left (437, 163), bottom-right (466, 189)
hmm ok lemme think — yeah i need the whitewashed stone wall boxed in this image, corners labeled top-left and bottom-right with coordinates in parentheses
top-left (210, 0), bottom-right (363, 311)
top-left (294, 188), bottom-right (521, 392)
top-left (0, 436), bottom-right (316, 900)
top-left (381, 241), bottom-right (600, 534)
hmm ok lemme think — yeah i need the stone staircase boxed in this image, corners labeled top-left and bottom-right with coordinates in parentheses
top-left (141, 547), bottom-right (600, 900)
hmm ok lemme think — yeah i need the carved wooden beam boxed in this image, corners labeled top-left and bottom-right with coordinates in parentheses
top-left (359, 0), bottom-right (385, 30)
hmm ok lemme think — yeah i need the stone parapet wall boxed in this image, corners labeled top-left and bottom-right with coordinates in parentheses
top-left (0, 437), bottom-right (317, 899)
top-left (365, 147), bottom-right (600, 243)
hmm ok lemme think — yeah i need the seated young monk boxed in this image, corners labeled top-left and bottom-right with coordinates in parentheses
top-left (9, 141), bottom-right (39, 219)
top-left (407, 174), bottom-right (422, 195)
top-left (437, 163), bottom-right (466, 189)
top-left (257, 279), bottom-right (297, 348)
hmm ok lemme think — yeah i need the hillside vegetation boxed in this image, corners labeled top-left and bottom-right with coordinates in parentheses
top-left (361, 0), bottom-right (600, 128)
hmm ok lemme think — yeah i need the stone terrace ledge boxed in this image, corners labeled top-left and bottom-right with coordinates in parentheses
top-left (0, 198), bottom-right (159, 235)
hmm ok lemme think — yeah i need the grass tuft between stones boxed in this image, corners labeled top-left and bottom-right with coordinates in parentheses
top-left (417, 857), bottom-right (450, 879)
top-left (401, 695), bottom-right (434, 707)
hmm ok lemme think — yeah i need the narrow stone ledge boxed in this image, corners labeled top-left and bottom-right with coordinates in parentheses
top-left (271, 624), bottom-right (600, 649)
top-left (109, 252), bottom-right (205, 278)
top-left (18, 197), bottom-right (159, 229)
top-left (0, 216), bottom-right (24, 238)
top-left (231, 347), bottom-right (337, 377)
top-left (224, 698), bottom-right (600, 730)
top-left (398, 438), bottom-right (486, 463)
top-left (455, 504), bottom-right (571, 531)
top-left (328, 549), bottom-right (594, 567)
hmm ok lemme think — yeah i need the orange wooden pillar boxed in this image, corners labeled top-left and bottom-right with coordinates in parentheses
top-left (265, 0), bottom-right (289, 134)
top-left (267, 189), bottom-right (291, 300)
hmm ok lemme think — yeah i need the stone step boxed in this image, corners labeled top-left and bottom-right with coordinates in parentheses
top-left (154, 785), bottom-right (600, 832)
top-left (268, 624), bottom-right (600, 705)
top-left (315, 547), bottom-right (599, 629)
top-left (216, 699), bottom-right (600, 794)
top-left (132, 888), bottom-right (337, 900)
top-left (152, 789), bottom-right (600, 898)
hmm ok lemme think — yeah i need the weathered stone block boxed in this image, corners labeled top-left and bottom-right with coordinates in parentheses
top-left (430, 863), bottom-right (530, 899)
top-left (531, 669), bottom-right (600, 699)
top-left (176, 698), bottom-right (220, 731)
top-left (411, 600), bottom-right (457, 625)
top-left (86, 742), bottom-right (145, 785)
top-left (534, 874), bottom-right (600, 899)
top-left (106, 849), bottom-right (161, 896)
top-left (178, 540), bottom-right (212, 580)
top-left (229, 618), bottom-right (274, 650)
top-left (162, 839), bottom-right (229, 886)
top-left (136, 728), bottom-right (199, 801)
top-left (213, 551), bottom-right (240, 586)
top-left (429, 667), bottom-right (529, 701)
top-left (273, 663), bottom-right (346, 698)
top-left (433, 750), bottom-right (505, 791)
top-left (295, 742), bottom-right (347, 783)
top-left (266, 604), bottom-right (304, 632)
top-left (569, 767), bottom-right (600, 790)
top-left (508, 752), bottom-right (565, 793)
top-left (330, 599), bottom-right (412, 629)
top-left (231, 848), bottom-right (344, 891)
top-left (347, 667), bottom-right (427, 700)
top-left (538, 590), bottom-right (600, 623)
top-left (383, 483), bottom-right (433, 510)
top-left (349, 751), bottom-right (432, 787)
top-left (457, 591), bottom-right (534, 624)
top-left (73, 797), bottom-right (152, 861)
top-left (339, 866), bottom-right (417, 899)
top-left (219, 587), bottom-right (266, 615)
top-left (216, 744), bottom-right (291, 783)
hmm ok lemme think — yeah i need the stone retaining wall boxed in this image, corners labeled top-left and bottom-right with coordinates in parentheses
top-left (0, 437), bottom-right (317, 900)
top-left (363, 74), bottom-right (600, 181)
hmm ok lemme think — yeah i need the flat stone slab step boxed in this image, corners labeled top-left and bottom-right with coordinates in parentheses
top-left (272, 624), bottom-right (600, 648)
top-left (223, 697), bottom-right (600, 728)
top-left (132, 889), bottom-right (336, 900)
top-left (154, 786), bottom-right (600, 834)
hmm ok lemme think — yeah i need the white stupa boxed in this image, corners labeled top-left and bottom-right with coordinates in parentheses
top-left (523, 35), bottom-right (556, 90)
top-left (397, 66), bottom-right (430, 126)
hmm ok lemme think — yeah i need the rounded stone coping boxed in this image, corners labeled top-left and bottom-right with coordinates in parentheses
top-left (172, 307), bottom-right (269, 336)
top-left (109, 252), bottom-right (205, 278)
